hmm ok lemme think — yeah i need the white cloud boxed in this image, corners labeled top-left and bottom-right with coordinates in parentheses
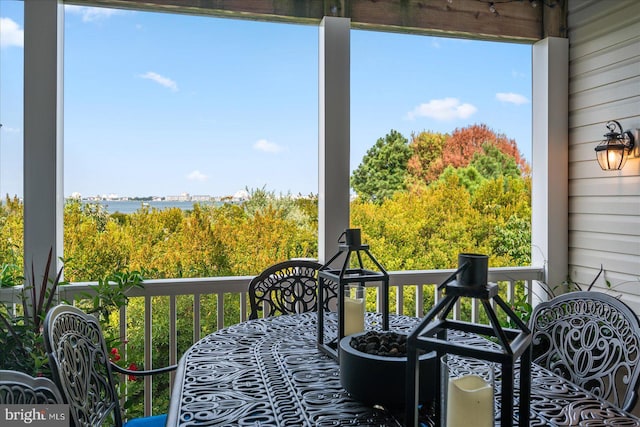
top-left (64, 5), bottom-right (125, 22)
top-left (0, 18), bottom-right (24, 48)
top-left (496, 92), bottom-right (529, 105)
top-left (139, 72), bottom-right (178, 92)
top-left (407, 98), bottom-right (477, 121)
top-left (253, 139), bottom-right (283, 153)
top-left (187, 170), bottom-right (208, 182)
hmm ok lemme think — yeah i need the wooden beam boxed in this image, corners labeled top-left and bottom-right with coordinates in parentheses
top-left (346, 0), bottom-right (542, 42)
top-left (543, 0), bottom-right (567, 38)
top-left (65, 0), bottom-right (554, 43)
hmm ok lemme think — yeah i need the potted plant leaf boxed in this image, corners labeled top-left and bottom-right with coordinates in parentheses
top-left (0, 248), bottom-right (66, 376)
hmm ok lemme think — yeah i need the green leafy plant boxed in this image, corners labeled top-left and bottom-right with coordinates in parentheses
top-left (0, 262), bottom-right (21, 288)
top-left (538, 265), bottom-right (604, 301)
top-left (0, 248), bottom-right (66, 376)
top-left (508, 288), bottom-right (533, 327)
top-left (75, 268), bottom-right (147, 365)
top-left (80, 269), bottom-right (145, 326)
top-left (506, 265), bottom-right (612, 328)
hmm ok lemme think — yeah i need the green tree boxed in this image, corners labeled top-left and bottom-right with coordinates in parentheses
top-left (63, 199), bottom-right (130, 280)
top-left (437, 165), bottom-right (486, 195)
top-left (470, 143), bottom-right (521, 180)
top-left (351, 130), bottom-right (411, 203)
top-left (0, 196), bottom-right (24, 270)
top-left (471, 176), bottom-right (532, 266)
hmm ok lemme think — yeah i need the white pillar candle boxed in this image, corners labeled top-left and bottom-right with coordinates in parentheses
top-left (343, 286), bottom-right (365, 336)
top-left (446, 374), bottom-right (494, 427)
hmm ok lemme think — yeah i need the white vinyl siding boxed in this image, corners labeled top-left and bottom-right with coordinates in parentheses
top-left (567, 0), bottom-right (640, 309)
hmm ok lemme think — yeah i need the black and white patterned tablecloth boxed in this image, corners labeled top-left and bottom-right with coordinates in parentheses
top-left (167, 312), bottom-right (640, 426)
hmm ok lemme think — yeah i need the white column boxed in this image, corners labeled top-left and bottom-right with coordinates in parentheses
top-left (532, 37), bottom-right (568, 302)
top-left (318, 17), bottom-right (350, 263)
top-left (23, 0), bottom-right (64, 281)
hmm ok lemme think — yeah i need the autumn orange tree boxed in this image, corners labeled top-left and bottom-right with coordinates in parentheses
top-left (406, 124), bottom-right (529, 188)
top-left (406, 130), bottom-right (449, 188)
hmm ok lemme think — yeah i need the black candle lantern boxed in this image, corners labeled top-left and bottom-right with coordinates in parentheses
top-left (405, 253), bottom-right (532, 427)
top-left (317, 228), bottom-right (389, 360)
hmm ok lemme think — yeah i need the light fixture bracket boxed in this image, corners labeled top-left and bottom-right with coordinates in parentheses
top-left (632, 129), bottom-right (640, 158)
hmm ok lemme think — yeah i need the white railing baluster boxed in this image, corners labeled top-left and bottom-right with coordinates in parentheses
top-left (169, 295), bottom-right (177, 386)
top-left (453, 297), bottom-right (461, 320)
top-left (416, 285), bottom-right (424, 318)
top-left (193, 293), bottom-right (201, 342)
top-left (119, 306), bottom-right (127, 411)
top-left (507, 279), bottom-right (516, 304)
top-left (119, 307), bottom-right (127, 347)
top-left (396, 285), bottom-right (404, 315)
top-left (217, 293), bottom-right (224, 330)
top-left (239, 292), bottom-right (248, 322)
top-left (144, 296), bottom-right (152, 417)
top-left (471, 298), bottom-right (480, 323)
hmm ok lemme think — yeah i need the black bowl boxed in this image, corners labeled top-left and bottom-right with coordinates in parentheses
top-left (339, 332), bottom-right (436, 409)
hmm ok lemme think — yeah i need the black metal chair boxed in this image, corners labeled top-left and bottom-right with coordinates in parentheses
top-left (43, 304), bottom-right (176, 427)
top-left (0, 369), bottom-right (64, 404)
top-left (248, 259), bottom-right (335, 319)
top-left (530, 291), bottom-right (640, 412)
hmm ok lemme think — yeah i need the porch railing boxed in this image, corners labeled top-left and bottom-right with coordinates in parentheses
top-left (0, 266), bottom-right (545, 417)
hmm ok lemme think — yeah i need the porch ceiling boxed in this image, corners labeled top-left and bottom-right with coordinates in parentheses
top-left (65, 0), bottom-right (567, 43)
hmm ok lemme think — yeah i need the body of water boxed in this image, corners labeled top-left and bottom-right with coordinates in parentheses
top-left (87, 200), bottom-right (224, 214)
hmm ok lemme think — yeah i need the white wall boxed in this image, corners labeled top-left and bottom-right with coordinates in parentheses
top-left (567, 0), bottom-right (640, 310)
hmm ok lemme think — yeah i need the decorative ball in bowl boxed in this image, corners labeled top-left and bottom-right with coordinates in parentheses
top-left (339, 330), bottom-right (436, 409)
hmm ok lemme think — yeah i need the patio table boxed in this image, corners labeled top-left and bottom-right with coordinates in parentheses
top-left (166, 312), bottom-right (640, 426)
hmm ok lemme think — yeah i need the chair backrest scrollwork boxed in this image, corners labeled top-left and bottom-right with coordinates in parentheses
top-left (249, 259), bottom-right (335, 320)
top-left (43, 304), bottom-right (122, 427)
top-left (530, 291), bottom-right (640, 412)
top-left (0, 370), bottom-right (64, 405)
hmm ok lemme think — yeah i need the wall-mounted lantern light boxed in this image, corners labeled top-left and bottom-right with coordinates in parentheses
top-left (594, 120), bottom-right (636, 171)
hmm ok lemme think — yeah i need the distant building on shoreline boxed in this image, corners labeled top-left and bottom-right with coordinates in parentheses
top-left (69, 189), bottom-right (257, 203)
top-left (83, 194), bottom-right (129, 202)
top-left (165, 193), bottom-right (191, 202)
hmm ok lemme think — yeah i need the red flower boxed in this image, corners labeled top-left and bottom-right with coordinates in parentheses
top-left (109, 348), bottom-right (121, 362)
top-left (127, 363), bottom-right (138, 382)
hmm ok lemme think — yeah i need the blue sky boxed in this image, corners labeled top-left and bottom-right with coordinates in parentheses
top-left (0, 2), bottom-right (532, 199)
